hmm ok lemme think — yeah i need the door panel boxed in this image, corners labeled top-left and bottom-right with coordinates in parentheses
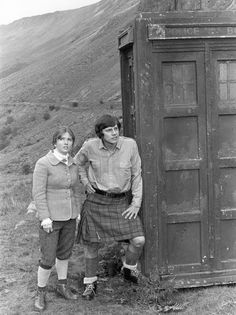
top-left (157, 52), bottom-right (209, 275)
top-left (212, 51), bottom-right (236, 270)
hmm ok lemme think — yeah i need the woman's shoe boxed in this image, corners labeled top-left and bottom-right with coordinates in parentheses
top-left (34, 289), bottom-right (46, 311)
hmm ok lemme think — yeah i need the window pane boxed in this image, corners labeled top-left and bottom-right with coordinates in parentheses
top-left (219, 63), bottom-right (227, 81)
top-left (163, 62), bottom-right (197, 106)
top-left (219, 83), bottom-right (227, 100)
top-left (229, 62), bottom-right (236, 80)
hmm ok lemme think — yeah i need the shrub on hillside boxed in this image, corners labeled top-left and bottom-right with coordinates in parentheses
top-left (43, 112), bottom-right (51, 120)
top-left (49, 105), bottom-right (55, 111)
top-left (22, 163), bottom-right (32, 175)
top-left (6, 116), bottom-right (14, 124)
top-left (71, 101), bottom-right (78, 107)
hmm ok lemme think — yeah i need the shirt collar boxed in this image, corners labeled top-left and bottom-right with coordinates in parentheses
top-left (53, 149), bottom-right (69, 162)
top-left (46, 150), bottom-right (76, 166)
top-left (99, 137), bottom-right (122, 150)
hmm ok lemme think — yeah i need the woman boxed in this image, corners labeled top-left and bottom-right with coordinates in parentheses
top-left (32, 126), bottom-right (81, 311)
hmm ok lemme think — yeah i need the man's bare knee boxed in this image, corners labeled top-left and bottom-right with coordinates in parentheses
top-left (130, 236), bottom-right (145, 248)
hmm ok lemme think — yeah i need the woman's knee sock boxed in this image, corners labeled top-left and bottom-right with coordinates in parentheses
top-left (37, 266), bottom-right (52, 288)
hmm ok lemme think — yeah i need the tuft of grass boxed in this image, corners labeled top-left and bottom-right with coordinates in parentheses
top-left (97, 243), bottom-right (185, 313)
top-left (0, 180), bottom-right (32, 216)
top-left (99, 242), bottom-right (123, 277)
top-left (112, 274), bottom-right (184, 312)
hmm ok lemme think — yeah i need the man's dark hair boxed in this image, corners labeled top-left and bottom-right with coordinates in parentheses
top-left (95, 115), bottom-right (121, 138)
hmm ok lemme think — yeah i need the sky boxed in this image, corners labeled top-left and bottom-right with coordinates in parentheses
top-left (0, 0), bottom-right (100, 25)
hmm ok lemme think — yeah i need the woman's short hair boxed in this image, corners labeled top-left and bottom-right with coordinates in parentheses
top-left (95, 114), bottom-right (121, 138)
top-left (52, 126), bottom-right (75, 146)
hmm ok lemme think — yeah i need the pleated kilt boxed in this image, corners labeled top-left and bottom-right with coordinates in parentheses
top-left (76, 192), bottom-right (144, 244)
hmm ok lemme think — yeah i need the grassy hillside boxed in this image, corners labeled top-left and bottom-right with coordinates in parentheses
top-left (0, 0), bottom-right (140, 174)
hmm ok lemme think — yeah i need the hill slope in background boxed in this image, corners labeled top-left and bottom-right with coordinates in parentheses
top-left (0, 0), bottom-right (140, 174)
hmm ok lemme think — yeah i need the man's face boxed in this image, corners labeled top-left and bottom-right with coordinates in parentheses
top-left (102, 124), bottom-right (119, 145)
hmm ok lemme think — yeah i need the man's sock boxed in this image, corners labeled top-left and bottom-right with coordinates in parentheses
top-left (55, 258), bottom-right (68, 281)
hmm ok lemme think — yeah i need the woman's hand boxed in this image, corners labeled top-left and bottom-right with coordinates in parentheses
top-left (41, 218), bottom-right (53, 233)
top-left (122, 206), bottom-right (139, 220)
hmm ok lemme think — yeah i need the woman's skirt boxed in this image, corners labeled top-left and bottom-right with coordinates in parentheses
top-left (76, 192), bottom-right (144, 244)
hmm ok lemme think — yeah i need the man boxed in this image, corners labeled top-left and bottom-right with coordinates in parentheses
top-left (75, 114), bottom-right (145, 300)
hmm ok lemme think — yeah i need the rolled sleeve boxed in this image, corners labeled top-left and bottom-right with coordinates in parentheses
top-left (75, 145), bottom-right (89, 187)
top-left (130, 141), bottom-right (143, 208)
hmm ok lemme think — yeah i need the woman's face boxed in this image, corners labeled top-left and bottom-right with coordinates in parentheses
top-left (55, 132), bottom-right (73, 155)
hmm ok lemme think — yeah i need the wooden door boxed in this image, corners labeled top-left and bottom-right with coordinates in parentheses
top-left (211, 50), bottom-right (236, 276)
top-left (156, 49), bottom-right (210, 285)
top-left (154, 42), bottom-right (236, 286)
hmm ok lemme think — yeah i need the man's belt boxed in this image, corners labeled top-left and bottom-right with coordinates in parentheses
top-left (93, 187), bottom-right (127, 198)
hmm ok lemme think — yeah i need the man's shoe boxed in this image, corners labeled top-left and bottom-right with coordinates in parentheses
top-left (34, 289), bottom-right (46, 311)
top-left (123, 267), bottom-right (139, 284)
top-left (56, 284), bottom-right (78, 300)
top-left (82, 282), bottom-right (97, 300)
